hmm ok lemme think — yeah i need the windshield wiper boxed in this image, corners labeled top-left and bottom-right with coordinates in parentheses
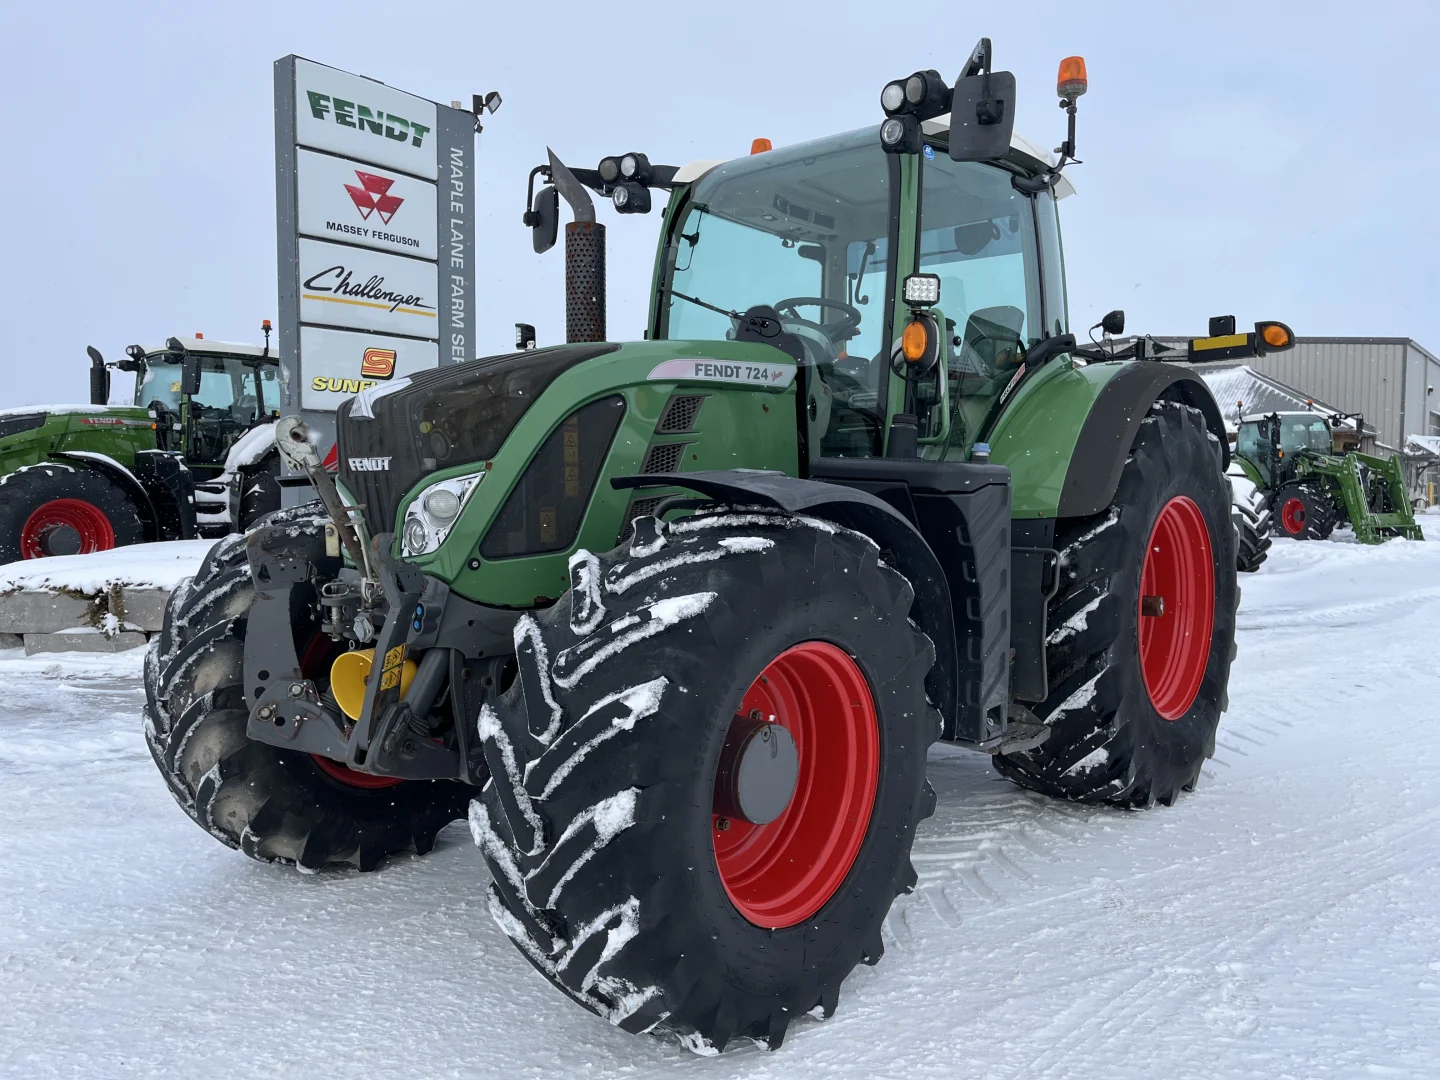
top-left (669, 289), bottom-right (743, 321)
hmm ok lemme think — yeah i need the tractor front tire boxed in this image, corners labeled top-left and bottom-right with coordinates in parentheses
top-left (237, 453), bottom-right (282, 531)
top-left (995, 402), bottom-right (1238, 807)
top-left (0, 463), bottom-right (144, 561)
top-left (1232, 497), bottom-right (1272, 573)
top-left (144, 504), bottom-right (471, 871)
top-left (473, 509), bottom-right (938, 1053)
top-left (1274, 482), bottom-right (1336, 540)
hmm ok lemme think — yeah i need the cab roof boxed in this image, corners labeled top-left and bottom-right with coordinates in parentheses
top-left (672, 130), bottom-right (1075, 198)
top-left (141, 337), bottom-right (268, 358)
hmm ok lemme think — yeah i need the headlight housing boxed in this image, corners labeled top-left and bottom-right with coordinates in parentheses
top-left (401, 471), bottom-right (485, 557)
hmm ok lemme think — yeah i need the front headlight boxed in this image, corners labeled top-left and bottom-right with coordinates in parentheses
top-left (401, 471), bottom-right (485, 557)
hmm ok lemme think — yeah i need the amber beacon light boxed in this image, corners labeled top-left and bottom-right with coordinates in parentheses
top-left (1057, 56), bottom-right (1088, 99)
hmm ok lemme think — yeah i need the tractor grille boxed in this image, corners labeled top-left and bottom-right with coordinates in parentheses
top-left (335, 343), bottom-right (617, 535)
top-left (641, 441), bottom-right (689, 474)
top-left (656, 394), bottom-right (706, 434)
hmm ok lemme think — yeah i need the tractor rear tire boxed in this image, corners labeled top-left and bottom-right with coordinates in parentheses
top-left (994, 402), bottom-right (1238, 807)
top-left (472, 509), bottom-right (938, 1053)
top-left (1273, 482), bottom-right (1336, 541)
top-left (143, 503), bottom-right (472, 871)
top-left (0, 463), bottom-right (144, 561)
top-left (1232, 499), bottom-right (1272, 572)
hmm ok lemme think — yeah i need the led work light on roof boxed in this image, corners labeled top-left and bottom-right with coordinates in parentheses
top-left (612, 182), bottom-right (651, 215)
top-left (619, 152), bottom-right (652, 183)
top-left (598, 156), bottom-right (622, 185)
top-left (880, 115), bottom-right (923, 155)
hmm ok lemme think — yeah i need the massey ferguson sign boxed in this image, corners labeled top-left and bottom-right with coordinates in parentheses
top-left (296, 148), bottom-right (438, 260)
top-left (275, 54), bottom-right (474, 451)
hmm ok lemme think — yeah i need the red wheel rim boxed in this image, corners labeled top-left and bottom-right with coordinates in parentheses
top-left (20, 498), bottom-right (115, 559)
top-left (1280, 496), bottom-right (1306, 536)
top-left (712, 641), bottom-right (879, 929)
top-left (1138, 496), bottom-right (1215, 721)
top-left (298, 634), bottom-right (404, 789)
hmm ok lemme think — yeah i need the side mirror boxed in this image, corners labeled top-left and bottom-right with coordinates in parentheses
top-left (530, 184), bottom-right (559, 254)
top-left (948, 70), bottom-right (1017, 163)
top-left (86, 346), bottom-right (110, 405)
top-left (1100, 309), bottom-right (1125, 336)
top-left (180, 357), bottom-right (202, 397)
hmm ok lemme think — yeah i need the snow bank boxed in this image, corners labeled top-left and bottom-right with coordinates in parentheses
top-left (0, 539), bottom-right (216, 594)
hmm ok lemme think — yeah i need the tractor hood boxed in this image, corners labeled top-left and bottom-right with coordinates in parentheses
top-left (336, 343), bottom-right (619, 536)
top-left (0, 405), bottom-right (153, 443)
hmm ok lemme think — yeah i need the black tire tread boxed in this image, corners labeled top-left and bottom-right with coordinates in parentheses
top-left (995, 402), bottom-right (1239, 808)
top-left (144, 502), bottom-right (470, 871)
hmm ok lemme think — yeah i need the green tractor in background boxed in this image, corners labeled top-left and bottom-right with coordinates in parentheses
top-left (0, 328), bottom-right (283, 562)
top-left (145, 43), bottom-right (1297, 1054)
top-left (1233, 410), bottom-right (1423, 543)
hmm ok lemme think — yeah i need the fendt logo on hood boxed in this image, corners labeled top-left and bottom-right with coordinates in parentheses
top-left (345, 171), bottom-right (403, 225)
top-left (348, 456), bottom-right (392, 472)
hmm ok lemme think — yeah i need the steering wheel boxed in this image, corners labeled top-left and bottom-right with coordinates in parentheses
top-left (772, 297), bottom-right (863, 348)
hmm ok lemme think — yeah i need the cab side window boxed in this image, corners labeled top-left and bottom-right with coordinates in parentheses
top-left (1035, 190), bottom-right (1068, 337)
top-left (919, 153), bottom-right (1042, 453)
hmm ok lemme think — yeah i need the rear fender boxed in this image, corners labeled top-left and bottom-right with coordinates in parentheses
top-left (54, 450), bottom-right (162, 542)
top-left (988, 360), bottom-right (1228, 520)
top-left (1057, 363), bottom-right (1227, 518)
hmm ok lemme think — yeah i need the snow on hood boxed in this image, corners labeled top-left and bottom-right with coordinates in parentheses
top-left (0, 540), bottom-right (217, 594)
top-left (0, 404), bottom-right (137, 419)
top-left (223, 421), bottom-right (278, 472)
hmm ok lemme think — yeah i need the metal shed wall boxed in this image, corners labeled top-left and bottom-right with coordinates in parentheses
top-left (1245, 339), bottom-right (1407, 450)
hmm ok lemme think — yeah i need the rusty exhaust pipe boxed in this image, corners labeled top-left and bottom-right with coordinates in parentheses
top-left (547, 149), bottom-right (606, 343)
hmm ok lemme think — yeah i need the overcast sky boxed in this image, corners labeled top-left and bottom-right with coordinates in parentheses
top-left (5, 0), bottom-right (1436, 407)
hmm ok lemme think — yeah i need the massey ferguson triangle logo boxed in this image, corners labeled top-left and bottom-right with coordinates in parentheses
top-left (345, 170), bottom-right (403, 224)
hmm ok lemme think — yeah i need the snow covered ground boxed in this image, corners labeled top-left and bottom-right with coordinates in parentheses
top-left (2, 521), bottom-right (1438, 1079)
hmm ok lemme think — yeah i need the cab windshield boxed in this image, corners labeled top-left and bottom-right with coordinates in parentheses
top-left (135, 356), bottom-right (183, 411)
top-left (660, 128), bottom-right (895, 456)
top-left (134, 351), bottom-right (280, 464)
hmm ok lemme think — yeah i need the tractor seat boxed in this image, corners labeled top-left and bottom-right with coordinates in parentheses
top-left (952, 306), bottom-right (1026, 379)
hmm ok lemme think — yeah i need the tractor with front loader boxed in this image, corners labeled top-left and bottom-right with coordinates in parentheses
top-left (144, 43), bottom-right (1296, 1054)
top-left (1234, 409), bottom-right (1423, 543)
top-left (0, 329), bottom-right (283, 561)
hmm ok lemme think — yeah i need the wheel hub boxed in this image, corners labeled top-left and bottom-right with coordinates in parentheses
top-left (1138, 496), bottom-right (1215, 720)
top-left (1280, 496), bottom-right (1307, 536)
top-left (711, 641), bottom-right (879, 929)
top-left (713, 714), bottom-right (800, 826)
top-left (20, 499), bottom-right (114, 559)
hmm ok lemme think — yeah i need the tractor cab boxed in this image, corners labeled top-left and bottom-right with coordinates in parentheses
top-left (654, 124), bottom-right (1068, 463)
top-left (120, 335), bottom-right (280, 477)
top-left (1235, 411), bottom-right (1336, 487)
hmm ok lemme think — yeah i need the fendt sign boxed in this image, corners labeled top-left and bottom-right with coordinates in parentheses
top-left (274, 56), bottom-right (475, 477)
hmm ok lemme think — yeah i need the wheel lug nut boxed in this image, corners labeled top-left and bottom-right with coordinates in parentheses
top-left (715, 817), bottom-right (731, 832)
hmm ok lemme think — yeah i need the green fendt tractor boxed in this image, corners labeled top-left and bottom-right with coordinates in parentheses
top-left (0, 329), bottom-right (283, 562)
top-left (145, 44), bottom-right (1296, 1054)
top-left (1234, 410), bottom-right (1423, 543)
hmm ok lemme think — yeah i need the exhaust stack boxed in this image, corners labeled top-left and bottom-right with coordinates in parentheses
top-left (546, 149), bottom-right (606, 343)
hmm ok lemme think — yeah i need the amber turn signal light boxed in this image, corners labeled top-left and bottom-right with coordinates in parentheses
top-left (751, 138), bottom-right (772, 155)
top-left (1057, 56), bottom-right (1088, 99)
top-left (902, 320), bottom-right (929, 362)
top-left (1260, 323), bottom-right (1292, 348)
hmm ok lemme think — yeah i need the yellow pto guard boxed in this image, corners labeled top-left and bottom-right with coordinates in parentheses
top-left (330, 648), bottom-right (417, 721)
